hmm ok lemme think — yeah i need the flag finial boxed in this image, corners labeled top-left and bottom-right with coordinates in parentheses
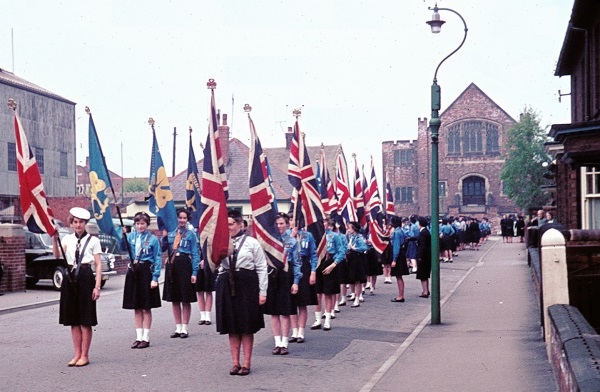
top-left (352, 153), bottom-right (356, 159)
top-left (207, 79), bottom-right (217, 90)
top-left (85, 106), bottom-right (91, 115)
top-left (7, 99), bottom-right (16, 111)
top-left (148, 117), bottom-right (155, 127)
top-left (293, 108), bottom-right (302, 119)
top-left (189, 126), bottom-right (193, 135)
top-left (244, 103), bottom-right (252, 113)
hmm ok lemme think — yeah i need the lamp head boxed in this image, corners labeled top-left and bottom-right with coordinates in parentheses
top-left (426, 5), bottom-right (446, 34)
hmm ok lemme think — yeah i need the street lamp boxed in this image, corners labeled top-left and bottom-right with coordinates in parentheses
top-left (426, 3), bottom-right (468, 325)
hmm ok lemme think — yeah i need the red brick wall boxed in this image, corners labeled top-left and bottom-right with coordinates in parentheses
top-left (47, 196), bottom-right (91, 227)
top-left (0, 224), bottom-right (26, 292)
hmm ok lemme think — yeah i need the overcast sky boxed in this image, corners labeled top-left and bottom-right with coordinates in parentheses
top-left (2, 0), bottom-right (573, 184)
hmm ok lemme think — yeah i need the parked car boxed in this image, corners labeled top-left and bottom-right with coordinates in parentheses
top-left (24, 227), bottom-right (117, 290)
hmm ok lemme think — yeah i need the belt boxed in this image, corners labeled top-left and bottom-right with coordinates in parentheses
top-left (218, 268), bottom-right (252, 275)
top-left (69, 264), bottom-right (91, 272)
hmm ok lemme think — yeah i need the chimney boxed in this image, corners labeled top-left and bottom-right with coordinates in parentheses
top-left (218, 112), bottom-right (230, 165)
top-left (285, 126), bottom-right (294, 150)
top-left (86, 156), bottom-right (90, 170)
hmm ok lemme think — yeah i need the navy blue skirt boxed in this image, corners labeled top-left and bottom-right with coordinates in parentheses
top-left (59, 265), bottom-right (97, 327)
top-left (122, 262), bottom-right (161, 310)
top-left (216, 269), bottom-right (264, 335)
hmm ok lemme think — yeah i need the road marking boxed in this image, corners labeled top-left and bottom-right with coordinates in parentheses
top-left (359, 239), bottom-right (499, 392)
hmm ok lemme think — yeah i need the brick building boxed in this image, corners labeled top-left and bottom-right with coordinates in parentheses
top-left (382, 83), bottom-right (519, 228)
top-left (548, 0), bottom-right (600, 230)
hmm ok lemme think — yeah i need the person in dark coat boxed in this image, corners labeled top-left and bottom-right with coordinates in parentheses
top-left (416, 217), bottom-right (432, 298)
top-left (515, 216), bottom-right (526, 243)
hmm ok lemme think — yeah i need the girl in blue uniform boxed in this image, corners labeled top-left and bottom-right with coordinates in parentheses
top-left (122, 212), bottom-right (162, 349)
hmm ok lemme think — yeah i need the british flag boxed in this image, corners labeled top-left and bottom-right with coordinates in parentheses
top-left (353, 156), bottom-right (365, 227)
top-left (199, 81), bottom-right (230, 271)
top-left (385, 175), bottom-right (395, 220)
top-left (369, 219), bottom-right (390, 255)
top-left (366, 157), bottom-right (383, 226)
top-left (248, 112), bottom-right (284, 264)
top-left (11, 102), bottom-right (56, 236)
top-left (335, 147), bottom-right (356, 226)
top-left (287, 121), bottom-right (326, 259)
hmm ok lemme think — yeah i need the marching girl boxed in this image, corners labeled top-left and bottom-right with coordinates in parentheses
top-left (346, 222), bottom-right (369, 308)
top-left (196, 243), bottom-right (214, 326)
top-left (122, 211), bottom-right (161, 349)
top-left (161, 208), bottom-right (200, 339)
top-left (389, 216), bottom-right (409, 303)
top-left (52, 207), bottom-right (103, 367)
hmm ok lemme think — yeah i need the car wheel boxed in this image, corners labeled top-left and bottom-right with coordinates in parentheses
top-left (26, 277), bottom-right (39, 288)
top-left (52, 267), bottom-right (67, 290)
top-left (100, 280), bottom-right (106, 289)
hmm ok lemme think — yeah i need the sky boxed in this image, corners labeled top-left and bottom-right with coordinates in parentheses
top-left (1, 0), bottom-right (574, 184)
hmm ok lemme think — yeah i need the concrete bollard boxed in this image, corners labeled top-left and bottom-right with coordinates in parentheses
top-left (540, 228), bottom-right (569, 354)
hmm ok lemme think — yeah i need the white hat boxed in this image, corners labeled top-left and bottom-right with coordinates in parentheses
top-left (70, 207), bottom-right (91, 220)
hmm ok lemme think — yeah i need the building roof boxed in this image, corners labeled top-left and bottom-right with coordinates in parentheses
top-left (441, 82), bottom-right (517, 124)
top-left (0, 68), bottom-right (75, 104)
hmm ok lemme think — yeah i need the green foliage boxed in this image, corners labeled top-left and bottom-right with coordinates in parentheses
top-left (123, 178), bottom-right (148, 193)
top-left (500, 107), bottom-right (551, 211)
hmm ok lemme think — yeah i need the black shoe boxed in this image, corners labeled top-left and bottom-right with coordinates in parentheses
top-left (419, 293), bottom-right (430, 298)
top-left (289, 337), bottom-right (297, 343)
top-left (198, 320), bottom-right (206, 325)
top-left (297, 337), bottom-right (305, 343)
top-left (131, 340), bottom-right (141, 349)
top-left (391, 298), bottom-right (405, 303)
top-left (180, 332), bottom-right (189, 339)
top-left (272, 347), bottom-right (281, 355)
top-left (205, 321), bottom-right (212, 326)
top-left (137, 341), bottom-right (150, 349)
top-left (170, 332), bottom-right (181, 338)
top-left (280, 347), bottom-right (289, 355)
top-left (310, 323), bottom-right (322, 330)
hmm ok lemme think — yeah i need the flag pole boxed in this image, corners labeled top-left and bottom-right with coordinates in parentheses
top-left (85, 106), bottom-right (134, 263)
top-left (292, 108), bottom-right (302, 228)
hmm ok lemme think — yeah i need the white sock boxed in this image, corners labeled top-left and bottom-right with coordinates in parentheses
top-left (325, 312), bottom-right (332, 323)
top-left (314, 312), bottom-right (322, 322)
top-left (181, 324), bottom-right (188, 334)
top-left (199, 312), bottom-right (206, 321)
top-left (281, 336), bottom-right (289, 348)
top-left (334, 304), bottom-right (340, 312)
top-left (274, 336), bottom-right (282, 347)
top-left (136, 328), bottom-right (143, 341)
top-left (298, 328), bottom-right (305, 338)
top-left (205, 311), bottom-right (211, 322)
top-left (291, 328), bottom-right (298, 338)
top-left (175, 324), bottom-right (182, 333)
top-left (142, 328), bottom-right (150, 342)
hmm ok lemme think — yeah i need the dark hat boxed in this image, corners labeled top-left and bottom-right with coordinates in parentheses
top-left (390, 216), bottom-right (402, 228)
top-left (228, 209), bottom-right (243, 220)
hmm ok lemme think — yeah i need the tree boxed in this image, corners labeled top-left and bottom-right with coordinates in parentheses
top-left (123, 178), bottom-right (148, 192)
top-left (501, 107), bottom-right (551, 211)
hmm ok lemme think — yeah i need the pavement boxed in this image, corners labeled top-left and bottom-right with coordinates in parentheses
top-left (0, 236), bottom-right (557, 391)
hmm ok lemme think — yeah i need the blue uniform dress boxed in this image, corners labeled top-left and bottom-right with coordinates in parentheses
top-left (440, 224), bottom-right (455, 252)
top-left (337, 233), bottom-right (350, 284)
top-left (391, 228), bottom-right (409, 277)
top-left (295, 229), bottom-right (319, 306)
top-left (346, 232), bottom-right (369, 283)
top-left (122, 231), bottom-right (162, 309)
top-left (264, 231), bottom-right (301, 316)
top-left (316, 229), bottom-right (345, 295)
top-left (406, 223), bottom-right (420, 260)
top-left (162, 228), bottom-right (200, 303)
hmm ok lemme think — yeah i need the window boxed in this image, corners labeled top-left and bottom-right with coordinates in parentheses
top-left (60, 152), bottom-right (68, 177)
top-left (35, 147), bottom-right (44, 174)
top-left (393, 149), bottom-right (414, 166)
top-left (447, 124), bottom-right (461, 154)
top-left (463, 121), bottom-right (483, 153)
top-left (394, 187), bottom-right (400, 202)
top-left (582, 166), bottom-right (600, 229)
top-left (439, 181), bottom-right (447, 197)
top-left (400, 187), bottom-right (413, 203)
top-left (462, 176), bottom-right (486, 205)
top-left (8, 142), bottom-right (17, 172)
top-left (485, 123), bottom-right (499, 154)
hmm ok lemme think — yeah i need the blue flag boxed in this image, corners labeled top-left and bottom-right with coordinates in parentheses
top-left (186, 130), bottom-right (202, 228)
top-left (148, 125), bottom-right (177, 232)
top-left (88, 113), bottom-right (118, 238)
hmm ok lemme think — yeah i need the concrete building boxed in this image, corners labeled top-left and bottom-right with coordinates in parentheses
top-left (0, 68), bottom-right (76, 222)
top-left (382, 83), bottom-right (519, 227)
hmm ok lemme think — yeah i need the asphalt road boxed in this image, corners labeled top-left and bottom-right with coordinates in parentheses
top-left (0, 239), bottom-right (524, 392)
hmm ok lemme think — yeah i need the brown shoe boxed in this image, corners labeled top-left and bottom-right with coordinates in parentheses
top-left (279, 347), bottom-right (289, 355)
top-left (137, 341), bottom-right (150, 349)
top-left (272, 347), bottom-right (281, 355)
top-left (237, 367), bottom-right (250, 376)
top-left (229, 365), bottom-right (241, 375)
top-left (131, 340), bottom-right (141, 349)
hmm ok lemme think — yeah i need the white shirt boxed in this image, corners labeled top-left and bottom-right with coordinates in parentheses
top-left (61, 233), bottom-right (102, 266)
top-left (219, 235), bottom-right (268, 296)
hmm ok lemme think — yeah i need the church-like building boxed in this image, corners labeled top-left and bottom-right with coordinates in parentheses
top-left (382, 83), bottom-right (519, 227)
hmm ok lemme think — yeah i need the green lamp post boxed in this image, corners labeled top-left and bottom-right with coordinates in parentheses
top-left (426, 4), bottom-right (468, 324)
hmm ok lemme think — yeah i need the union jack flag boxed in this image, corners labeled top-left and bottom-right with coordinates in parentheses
top-left (353, 156), bottom-right (365, 227)
top-left (366, 157), bottom-right (383, 226)
top-left (11, 102), bottom-right (56, 236)
top-left (385, 174), bottom-right (395, 220)
top-left (336, 147), bottom-right (356, 226)
top-left (287, 121), bottom-right (326, 260)
top-left (199, 81), bottom-right (230, 271)
top-left (248, 112), bottom-right (284, 264)
top-left (369, 219), bottom-right (390, 255)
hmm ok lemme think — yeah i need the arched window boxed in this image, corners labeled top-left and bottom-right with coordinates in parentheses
top-left (486, 123), bottom-right (499, 154)
top-left (447, 124), bottom-right (461, 154)
top-left (462, 176), bottom-right (486, 205)
top-left (463, 121), bottom-right (483, 153)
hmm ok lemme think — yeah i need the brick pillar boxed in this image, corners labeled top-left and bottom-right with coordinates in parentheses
top-left (218, 113), bottom-right (230, 165)
top-left (0, 224), bottom-right (26, 292)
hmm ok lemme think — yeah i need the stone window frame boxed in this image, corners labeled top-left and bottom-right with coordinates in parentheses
top-left (35, 147), bottom-right (44, 174)
top-left (60, 152), bottom-right (68, 177)
top-left (394, 186), bottom-right (413, 203)
top-left (393, 149), bottom-right (414, 166)
top-left (7, 142), bottom-right (17, 172)
top-left (458, 173), bottom-right (490, 206)
top-left (444, 120), bottom-right (502, 157)
top-left (581, 166), bottom-right (600, 229)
